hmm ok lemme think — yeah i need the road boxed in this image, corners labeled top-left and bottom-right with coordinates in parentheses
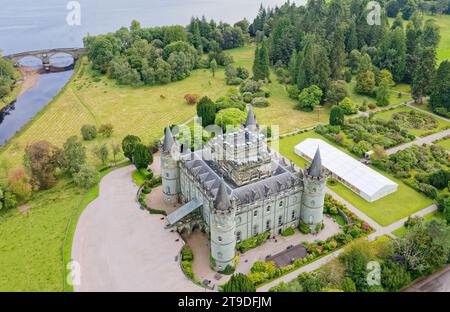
top-left (405, 265), bottom-right (450, 292)
top-left (71, 165), bottom-right (204, 292)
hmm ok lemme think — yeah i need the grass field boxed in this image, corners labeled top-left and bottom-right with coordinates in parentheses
top-left (390, 14), bottom-right (450, 62)
top-left (374, 105), bottom-right (450, 137)
top-left (430, 14), bottom-right (450, 62)
top-left (0, 178), bottom-right (85, 291)
top-left (277, 132), bottom-right (434, 226)
top-left (347, 80), bottom-right (413, 108)
top-left (436, 137), bottom-right (450, 151)
top-left (391, 211), bottom-right (445, 237)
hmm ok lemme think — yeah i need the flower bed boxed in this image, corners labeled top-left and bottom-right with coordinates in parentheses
top-left (246, 195), bottom-right (374, 287)
top-left (236, 231), bottom-right (270, 253)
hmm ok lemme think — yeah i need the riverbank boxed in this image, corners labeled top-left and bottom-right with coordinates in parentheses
top-left (0, 67), bottom-right (25, 109)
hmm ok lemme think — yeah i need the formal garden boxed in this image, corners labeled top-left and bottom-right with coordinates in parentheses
top-left (267, 214), bottom-right (450, 292)
top-left (371, 144), bottom-right (450, 200)
top-left (316, 115), bottom-right (416, 157)
top-left (375, 105), bottom-right (450, 137)
top-left (226, 194), bottom-right (374, 288)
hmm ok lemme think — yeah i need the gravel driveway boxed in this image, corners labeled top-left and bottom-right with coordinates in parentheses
top-left (71, 165), bottom-right (203, 292)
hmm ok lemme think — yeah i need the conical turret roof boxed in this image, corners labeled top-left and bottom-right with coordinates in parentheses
top-left (245, 105), bottom-right (257, 128)
top-left (214, 179), bottom-right (232, 211)
top-left (308, 147), bottom-right (322, 177)
top-left (162, 127), bottom-right (174, 153)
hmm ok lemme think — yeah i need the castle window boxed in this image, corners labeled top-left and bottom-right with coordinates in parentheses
top-left (166, 173), bottom-right (169, 178)
top-left (254, 210), bottom-right (258, 217)
top-left (278, 216), bottom-right (283, 226)
top-left (291, 211), bottom-right (295, 220)
top-left (266, 220), bottom-right (271, 230)
top-left (266, 206), bottom-right (271, 213)
top-left (236, 231), bottom-right (241, 242)
top-left (218, 236), bottom-right (223, 242)
top-left (253, 225), bottom-right (259, 236)
top-left (279, 201), bottom-right (283, 207)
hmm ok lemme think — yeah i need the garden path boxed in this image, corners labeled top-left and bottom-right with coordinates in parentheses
top-left (386, 129), bottom-right (450, 155)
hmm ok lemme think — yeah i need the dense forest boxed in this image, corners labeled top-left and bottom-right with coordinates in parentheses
top-left (83, 18), bottom-right (247, 86)
top-left (83, 0), bottom-right (450, 116)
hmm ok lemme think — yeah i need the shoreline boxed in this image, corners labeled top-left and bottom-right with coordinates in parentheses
top-left (0, 67), bottom-right (39, 110)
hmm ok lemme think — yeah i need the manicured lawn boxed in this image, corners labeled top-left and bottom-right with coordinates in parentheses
top-left (389, 14), bottom-right (450, 63)
top-left (277, 131), bottom-right (434, 226)
top-left (436, 138), bottom-right (450, 151)
top-left (428, 14), bottom-right (450, 62)
top-left (347, 79), bottom-right (413, 109)
top-left (374, 105), bottom-right (450, 137)
top-left (392, 211), bottom-right (445, 237)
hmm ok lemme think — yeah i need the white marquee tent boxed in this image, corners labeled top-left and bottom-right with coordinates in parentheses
top-left (295, 139), bottom-right (398, 202)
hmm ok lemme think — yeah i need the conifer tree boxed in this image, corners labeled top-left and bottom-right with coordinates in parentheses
top-left (412, 47), bottom-right (436, 104)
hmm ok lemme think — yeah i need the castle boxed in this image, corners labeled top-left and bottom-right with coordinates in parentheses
top-left (161, 106), bottom-right (327, 271)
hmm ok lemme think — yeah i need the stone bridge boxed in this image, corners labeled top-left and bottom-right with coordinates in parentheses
top-left (4, 48), bottom-right (85, 71)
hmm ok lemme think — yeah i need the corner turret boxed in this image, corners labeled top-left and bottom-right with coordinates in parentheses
top-left (301, 147), bottom-right (327, 228)
top-left (160, 127), bottom-right (180, 205)
top-left (210, 179), bottom-right (236, 271)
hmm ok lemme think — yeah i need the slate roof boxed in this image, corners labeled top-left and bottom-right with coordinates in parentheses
top-left (181, 150), bottom-right (301, 206)
top-left (308, 147), bottom-right (322, 177)
top-left (162, 127), bottom-right (174, 153)
top-left (245, 105), bottom-right (257, 128)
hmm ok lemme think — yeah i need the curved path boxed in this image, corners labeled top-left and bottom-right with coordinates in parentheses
top-left (71, 165), bottom-right (203, 292)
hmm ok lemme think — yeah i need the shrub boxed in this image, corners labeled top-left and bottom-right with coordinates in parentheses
top-left (184, 93), bottom-right (199, 105)
top-left (236, 231), bottom-right (270, 253)
top-left (73, 165), bottom-right (99, 189)
top-left (339, 97), bottom-right (357, 115)
top-left (341, 277), bottom-right (356, 292)
top-left (329, 106), bottom-right (345, 126)
top-left (181, 246), bottom-right (194, 262)
top-left (7, 167), bottom-right (32, 202)
top-left (0, 188), bottom-right (17, 211)
top-left (281, 227), bottom-right (295, 237)
top-left (122, 135), bottom-right (141, 162)
top-left (299, 221), bottom-right (311, 234)
top-left (221, 273), bottom-right (256, 292)
top-left (197, 96), bottom-right (216, 127)
top-left (242, 92), bottom-right (253, 103)
top-left (98, 124), bottom-right (114, 138)
top-left (240, 80), bottom-right (262, 93)
top-left (133, 144), bottom-right (153, 170)
top-left (381, 260), bottom-right (411, 292)
top-left (81, 124), bottom-right (97, 141)
top-left (252, 97), bottom-right (269, 108)
top-left (181, 261), bottom-right (194, 280)
top-left (287, 85), bottom-right (300, 99)
top-left (215, 108), bottom-right (246, 129)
